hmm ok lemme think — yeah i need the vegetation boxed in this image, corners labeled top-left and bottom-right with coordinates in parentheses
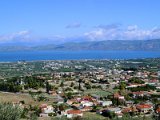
top-left (128, 77), bottom-right (145, 84)
top-left (0, 103), bottom-right (22, 120)
top-left (0, 59), bottom-right (159, 120)
top-left (113, 114), bottom-right (154, 120)
top-left (0, 76), bottom-right (46, 92)
top-left (128, 84), bottom-right (156, 92)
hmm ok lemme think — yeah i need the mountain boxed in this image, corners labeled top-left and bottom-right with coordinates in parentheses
top-left (33, 39), bottom-right (160, 51)
top-left (0, 39), bottom-right (160, 51)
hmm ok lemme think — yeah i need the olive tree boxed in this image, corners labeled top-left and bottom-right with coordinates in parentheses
top-left (0, 103), bottom-right (22, 120)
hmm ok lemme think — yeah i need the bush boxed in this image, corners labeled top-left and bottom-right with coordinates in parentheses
top-left (0, 103), bottom-right (22, 120)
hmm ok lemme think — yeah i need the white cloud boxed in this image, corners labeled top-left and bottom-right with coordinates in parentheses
top-left (127, 25), bottom-right (138, 31)
top-left (16, 30), bottom-right (30, 36)
top-left (1, 25), bottom-right (160, 45)
top-left (84, 24), bottom-right (160, 40)
top-left (0, 30), bottom-right (31, 43)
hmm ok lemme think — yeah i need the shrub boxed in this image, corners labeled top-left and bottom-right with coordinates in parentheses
top-left (0, 103), bottom-right (22, 120)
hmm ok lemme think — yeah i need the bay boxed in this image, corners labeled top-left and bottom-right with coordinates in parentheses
top-left (0, 50), bottom-right (160, 62)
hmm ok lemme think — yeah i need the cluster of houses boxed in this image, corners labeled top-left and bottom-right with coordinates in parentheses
top-left (34, 63), bottom-right (160, 119)
top-left (38, 91), bottom-right (160, 118)
top-left (11, 91), bottom-right (160, 119)
top-left (7, 60), bottom-right (160, 119)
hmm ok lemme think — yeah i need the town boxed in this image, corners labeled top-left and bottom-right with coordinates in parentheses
top-left (0, 58), bottom-right (160, 120)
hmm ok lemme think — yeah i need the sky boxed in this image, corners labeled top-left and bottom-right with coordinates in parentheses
top-left (0, 0), bottom-right (160, 44)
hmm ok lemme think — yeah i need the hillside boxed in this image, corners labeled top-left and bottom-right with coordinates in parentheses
top-left (0, 39), bottom-right (160, 51)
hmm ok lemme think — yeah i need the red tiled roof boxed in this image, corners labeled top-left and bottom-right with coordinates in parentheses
top-left (40, 104), bottom-right (47, 109)
top-left (122, 107), bottom-right (138, 113)
top-left (136, 104), bottom-right (152, 109)
top-left (122, 108), bottom-right (132, 113)
top-left (82, 96), bottom-right (93, 101)
top-left (114, 93), bottom-right (124, 99)
top-left (67, 110), bottom-right (82, 114)
top-left (156, 108), bottom-right (160, 113)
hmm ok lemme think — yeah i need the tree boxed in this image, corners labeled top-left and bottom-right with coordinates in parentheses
top-left (66, 92), bottom-right (73, 99)
top-left (85, 83), bottom-right (91, 89)
top-left (78, 78), bottom-right (82, 90)
top-left (46, 81), bottom-right (50, 93)
top-left (60, 81), bottom-right (64, 87)
top-left (119, 82), bottom-right (126, 90)
top-left (70, 82), bottom-right (75, 87)
top-left (58, 104), bottom-right (67, 111)
top-left (113, 114), bottom-right (154, 120)
top-left (21, 107), bottom-right (29, 118)
top-left (30, 113), bottom-right (38, 120)
top-left (101, 110), bottom-right (116, 119)
top-left (0, 103), bottom-right (22, 120)
top-left (128, 77), bottom-right (145, 84)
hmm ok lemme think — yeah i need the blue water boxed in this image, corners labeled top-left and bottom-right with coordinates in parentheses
top-left (0, 51), bottom-right (160, 62)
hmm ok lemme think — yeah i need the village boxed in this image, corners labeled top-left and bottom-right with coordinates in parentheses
top-left (0, 59), bottom-right (160, 120)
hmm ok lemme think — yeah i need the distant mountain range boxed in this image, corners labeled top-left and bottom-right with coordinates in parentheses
top-left (0, 39), bottom-right (160, 51)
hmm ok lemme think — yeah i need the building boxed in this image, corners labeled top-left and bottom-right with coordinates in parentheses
top-left (65, 109), bottom-right (83, 118)
top-left (136, 104), bottom-right (153, 114)
top-left (39, 104), bottom-right (54, 117)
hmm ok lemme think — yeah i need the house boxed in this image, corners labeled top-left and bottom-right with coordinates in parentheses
top-left (148, 79), bottom-right (158, 86)
top-left (81, 101), bottom-right (93, 107)
top-left (67, 99), bottom-right (77, 105)
top-left (41, 105), bottom-right (54, 114)
top-left (65, 109), bottom-right (83, 118)
top-left (39, 104), bottom-right (54, 117)
top-left (125, 100), bottom-right (134, 106)
top-left (40, 104), bottom-right (48, 109)
top-left (122, 106), bottom-right (138, 114)
top-left (132, 91), bottom-right (144, 98)
top-left (109, 107), bottom-right (122, 114)
top-left (96, 74), bottom-right (105, 80)
top-left (103, 107), bottom-right (122, 117)
top-left (114, 93), bottom-right (125, 100)
top-left (126, 83), bottom-right (145, 88)
top-left (99, 101), bottom-right (112, 106)
top-left (136, 104), bottom-right (153, 114)
top-left (81, 96), bottom-right (94, 102)
top-left (156, 107), bottom-right (160, 114)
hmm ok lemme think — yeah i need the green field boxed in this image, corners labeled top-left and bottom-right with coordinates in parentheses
top-left (84, 89), bottom-right (112, 97)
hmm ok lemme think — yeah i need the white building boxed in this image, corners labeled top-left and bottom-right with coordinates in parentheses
top-left (99, 101), bottom-right (112, 106)
top-left (65, 109), bottom-right (83, 118)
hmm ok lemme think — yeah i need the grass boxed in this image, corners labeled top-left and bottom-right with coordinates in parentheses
top-left (83, 112), bottom-right (108, 120)
top-left (0, 92), bottom-right (54, 106)
top-left (84, 89), bottom-right (112, 97)
top-left (49, 112), bottom-right (107, 120)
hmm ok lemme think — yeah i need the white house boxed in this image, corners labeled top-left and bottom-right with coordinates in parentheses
top-left (65, 109), bottom-right (83, 118)
top-left (81, 101), bottom-right (93, 107)
top-left (40, 104), bottom-right (54, 117)
top-left (99, 101), bottom-right (112, 106)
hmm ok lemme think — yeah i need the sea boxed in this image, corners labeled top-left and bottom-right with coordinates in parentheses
top-left (0, 50), bottom-right (160, 62)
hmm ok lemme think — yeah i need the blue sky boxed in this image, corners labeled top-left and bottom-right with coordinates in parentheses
top-left (0, 0), bottom-right (160, 43)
